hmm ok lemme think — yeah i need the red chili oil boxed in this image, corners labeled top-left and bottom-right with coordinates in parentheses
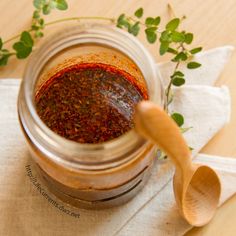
top-left (35, 63), bottom-right (147, 143)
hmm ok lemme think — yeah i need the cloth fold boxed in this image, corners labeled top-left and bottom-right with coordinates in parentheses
top-left (0, 46), bottom-right (235, 236)
top-left (158, 45), bottom-right (234, 86)
top-left (117, 154), bottom-right (236, 236)
top-left (171, 85), bottom-right (231, 155)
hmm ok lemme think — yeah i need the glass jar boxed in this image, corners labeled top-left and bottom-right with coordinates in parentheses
top-left (18, 23), bottom-right (163, 209)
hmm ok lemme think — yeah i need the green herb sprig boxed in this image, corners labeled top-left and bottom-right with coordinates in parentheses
top-left (0, 0), bottom-right (69, 64)
top-left (116, 7), bottom-right (202, 123)
top-left (0, 0), bottom-right (115, 65)
top-left (116, 7), bottom-right (202, 158)
top-left (0, 1), bottom-right (203, 158)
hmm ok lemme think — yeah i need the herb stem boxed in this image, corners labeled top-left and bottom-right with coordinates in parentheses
top-left (45, 16), bottom-right (115, 26)
top-left (164, 60), bottom-right (180, 112)
top-left (3, 16), bottom-right (115, 45)
top-left (127, 16), bottom-right (162, 33)
top-left (127, 16), bottom-right (145, 26)
top-left (167, 3), bottom-right (176, 18)
top-left (3, 34), bottom-right (23, 45)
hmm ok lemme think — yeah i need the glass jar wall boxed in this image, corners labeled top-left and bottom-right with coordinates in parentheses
top-left (18, 23), bottom-right (163, 209)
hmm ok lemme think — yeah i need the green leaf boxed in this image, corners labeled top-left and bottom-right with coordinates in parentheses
top-left (134, 8), bottom-right (143, 18)
top-left (146, 32), bottom-right (157, 44)
top-left (13, 42), bottom-right (32, 59)
top-left (33, 0), bottom-right (45, 9)
top-left (159, 41), bottom-right (169, 55)
top-left (42, 4), bottom-right (51, 14)
top-left (171, 31), bottom-right (185, 42)
top-left (190, 47), bottom-right (202, 54)
top-left (167, 47), bottom-right (178, 54)
top-left (122, 21), bottom-right (131, 29)
top-left (116, 14), bottom-right (130, 29)
top-left (31, 25), bottom-right (40, 31)
top-left (35, 31), bottom-right (44, 38)
top-left (0, 38), bottom-right (2, 50)
top-left (33, 10), bottom-right (40, 19)
top-left (20, 31), bottom-right (34, 47)
top-left (49, 0), bottom-right (57, 9)
top-left (145, 17), bottom-right (155, 25)
top-left (128, 22), bottom-right (140, 36)
top-left (117, 14), bottom-right (125, 27)
top-left (166, 18), bottom-right (180, 31)
top-left (172, 52), bottom-right (187, 62)
top-left (39, 18), bottom-right (44, 26)
top-left (187, 61), bottom-right (201, 69)
top-left (54, 0), bottom-right (68, 10)
top-left (184, 33), bottom-right (193, 44)
top-left (145, 27), bottom-right (157, 32)
top-left (160, 30), bottom-right (174, 43)
top-left (145, 16), bottom-right (160, 26)
top-left (171, 71), bottom-right (184, 77)
top-left (12, 32), bottom-right (34, 59)
top-left (160, 30), bottom-right (170, 42)
top-left (172, 77), bottom-right (185, 86)
top-left (0, 54), bottom-right (11, 66)
top-left (171, 113), bottom-right (184, 127)
top-left (145, 29), bottom-right (157, 43)
top-left (117, 14), bottom-right (125, 24)
top-left (153, 16), bottom-right (161, 25)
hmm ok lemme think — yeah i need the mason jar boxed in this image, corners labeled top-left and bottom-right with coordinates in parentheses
top-left (18, 23), bottom-right (163, 209)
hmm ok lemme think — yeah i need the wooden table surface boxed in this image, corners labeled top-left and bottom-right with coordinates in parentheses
top-left (1, 0), bottom-right (236, 235)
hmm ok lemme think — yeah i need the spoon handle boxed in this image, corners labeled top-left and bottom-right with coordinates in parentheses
top-left (134, 101), bottom-right (192, 171)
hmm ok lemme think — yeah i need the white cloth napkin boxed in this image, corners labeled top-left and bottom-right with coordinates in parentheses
top-left (0, 46), bottom-right (235, 236)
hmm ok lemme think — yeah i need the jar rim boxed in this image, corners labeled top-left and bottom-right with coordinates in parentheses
top-left (20, 23), bottom-right (163, 170)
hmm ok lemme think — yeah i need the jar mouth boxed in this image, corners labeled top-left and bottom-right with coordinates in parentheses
top-left (20, 23), bottom-right (163, 169)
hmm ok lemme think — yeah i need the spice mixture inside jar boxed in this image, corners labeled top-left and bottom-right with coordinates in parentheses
top-left (35, 62), bottom-right (147, 143)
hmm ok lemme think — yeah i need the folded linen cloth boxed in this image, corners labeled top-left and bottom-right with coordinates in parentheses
top-left (0, 46), bottom-right (235, 236)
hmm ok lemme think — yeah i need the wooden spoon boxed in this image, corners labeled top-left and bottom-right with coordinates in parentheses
top-left (134, 101), bottom-right (221, 226)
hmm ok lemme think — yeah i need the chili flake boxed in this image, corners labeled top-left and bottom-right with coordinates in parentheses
top-left (35, 63), bottom-right (147, 143)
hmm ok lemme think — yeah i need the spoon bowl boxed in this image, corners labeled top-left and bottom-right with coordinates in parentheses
top-left (134, 101), bottom-right (221, 226)
top-left (174, 165), bottom-right (221, 226)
